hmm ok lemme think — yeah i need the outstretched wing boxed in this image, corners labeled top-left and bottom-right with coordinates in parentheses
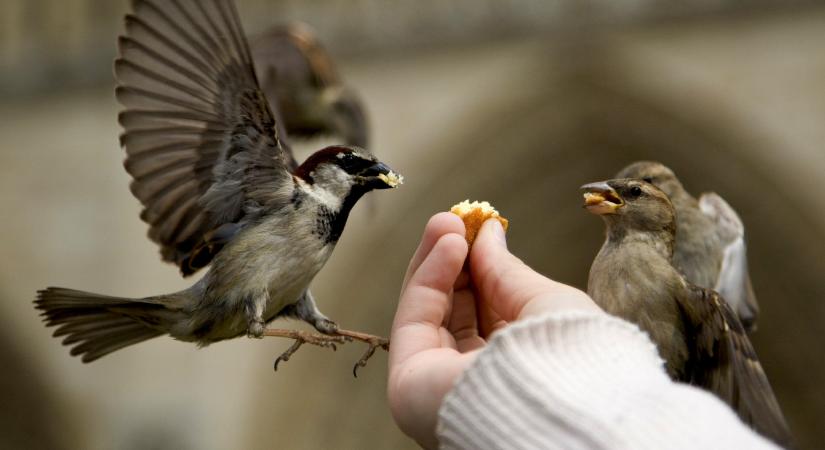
top-left (677, 285), bottom-right (792, 447)
top-left (115, 0), bottom-right (297, 275)
top-left (699, 192), bottom-right (760, 331)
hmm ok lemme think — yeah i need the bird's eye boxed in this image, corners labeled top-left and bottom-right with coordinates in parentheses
top-left (642, 177), bottom-right (653, 184)
top-left (629, 186), bottom-right (643, 197)
top-left (337, 152), bottom-right (360, 168)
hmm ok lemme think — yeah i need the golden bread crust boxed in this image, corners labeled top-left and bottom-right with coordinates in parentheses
top-left (450, 200), bottom-right (509, 246)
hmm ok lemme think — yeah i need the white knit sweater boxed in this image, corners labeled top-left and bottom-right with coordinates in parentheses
top-left (436, 312), bottom-right (778, 450)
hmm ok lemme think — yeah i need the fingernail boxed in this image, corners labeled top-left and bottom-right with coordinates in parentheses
top-left (491, 220), bottom-right (506, 248)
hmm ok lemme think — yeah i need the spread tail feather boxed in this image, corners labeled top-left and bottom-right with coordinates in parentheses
top-left (35, 287), bottom-right (169, 362)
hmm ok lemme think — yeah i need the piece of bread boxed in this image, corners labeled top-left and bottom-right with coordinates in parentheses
top-left (450, 200), bottom-right (509, 246)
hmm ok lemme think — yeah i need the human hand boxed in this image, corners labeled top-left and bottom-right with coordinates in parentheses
top-left (387, 212), bottom-right (601, 448)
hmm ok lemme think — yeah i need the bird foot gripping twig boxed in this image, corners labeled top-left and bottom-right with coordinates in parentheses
top-left (263, 328), bottom-right (351, 371)
top-left (262, 328), bottom-right (389, 376)
top-left (333, 329), bottom-right (390, 378)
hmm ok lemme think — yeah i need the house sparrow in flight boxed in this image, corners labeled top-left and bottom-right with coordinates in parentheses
top-left (616, 161), bottom-right (759, 332)
top-left (35, 0), bottom-right (401, 375)
top-left (251, 22), bottom-right (369, 152)
top-left (583, 179), bottom-right (792, 446)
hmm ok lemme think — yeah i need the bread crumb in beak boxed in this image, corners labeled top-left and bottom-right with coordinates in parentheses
top-left (584, 192), bottom-right (606, 206)
top-left (378, 171), bottom-right (403, 188)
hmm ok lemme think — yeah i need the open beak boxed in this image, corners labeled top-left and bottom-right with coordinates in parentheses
top-left (581, 181), bottom-right (623, 215)
top-left (359, 161), bottom-right (403, 189)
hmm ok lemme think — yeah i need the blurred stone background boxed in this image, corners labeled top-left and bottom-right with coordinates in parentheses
top-left (2, 0), bottom-right (825, 449)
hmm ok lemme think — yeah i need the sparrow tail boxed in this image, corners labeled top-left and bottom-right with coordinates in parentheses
top-left (35, 287), bottom-right (170, 362)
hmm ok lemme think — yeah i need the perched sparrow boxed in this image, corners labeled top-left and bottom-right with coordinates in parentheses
top-left (583, 179), bottom-right (792, 446)
top-left (35, 0), bottom-right (402, 374)
top-left (251, 22), bottom-right (368, 152)
top-left (616, 161), bottom-right (759, 331)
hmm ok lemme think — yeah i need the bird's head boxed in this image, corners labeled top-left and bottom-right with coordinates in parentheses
top-left (294, 145), bottom-right (402, 198)
top-left (582, 178), bottom-right (676, 235)
top-left (615, 161), bottom-right (684, 199)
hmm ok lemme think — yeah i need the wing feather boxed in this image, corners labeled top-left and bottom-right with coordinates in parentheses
top-left (119, 109), bottom-right (222, 128)
top-left (116, 0), bottom-right (296, 275)
top-left (678, 285), bottom-right (792, 446)
top-left (699, 192), bottom-right (760, 331)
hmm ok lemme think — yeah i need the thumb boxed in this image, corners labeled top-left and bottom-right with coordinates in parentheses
top-left (469, 219), bottom-right (601, 323)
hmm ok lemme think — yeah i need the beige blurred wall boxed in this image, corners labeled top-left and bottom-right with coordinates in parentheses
top-left (2, 2), bottom-right (825, 449)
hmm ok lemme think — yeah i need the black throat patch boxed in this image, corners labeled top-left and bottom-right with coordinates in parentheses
top-left (312, 186), bottom-right (368, 244)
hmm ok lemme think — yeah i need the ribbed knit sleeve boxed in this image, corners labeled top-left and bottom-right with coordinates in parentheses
top-left (436, 312), bottom-right (777, 450)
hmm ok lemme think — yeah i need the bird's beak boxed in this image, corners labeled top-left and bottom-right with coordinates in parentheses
top-left (581, 181), bottom-right (623, 215)
top-left (359, 161), bottom-right (403, 189)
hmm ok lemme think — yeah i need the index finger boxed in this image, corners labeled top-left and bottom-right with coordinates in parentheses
top-left (402, 212), bottom-right (465, 290)
top-left (390, 232), bottom-right (468, 368)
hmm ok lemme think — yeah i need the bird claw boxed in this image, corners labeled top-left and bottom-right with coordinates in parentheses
top-left (262, 327), bottom-right (388, 375)
top-left (264, 328), bottom-right (350, 371)
top-left (333, 329), bottom-right (390, 378)
top-left (352, 336), bottom-right (390, 378)
top-left (247, 319), bottom-right (265, 338)
top-left (273, 339), bottom-right (303, 371)
top-left (314, 318), bottom-right (339, 335)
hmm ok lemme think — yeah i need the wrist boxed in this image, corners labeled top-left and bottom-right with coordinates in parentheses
top-left (437, 311), bottom-right (666, 449)
top-left (518, 288), bottom-right (603, 320)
